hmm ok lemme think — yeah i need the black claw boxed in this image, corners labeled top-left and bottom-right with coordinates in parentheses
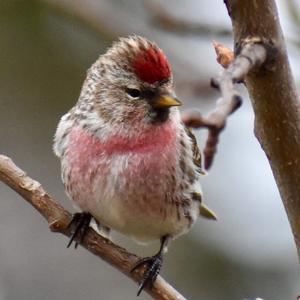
top-left (67, 212), bottom-right (92, 249)
top-left (131, 253), bottom-right (163, 296)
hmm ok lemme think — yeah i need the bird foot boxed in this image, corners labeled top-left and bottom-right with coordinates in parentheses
top-left (67, 212), bottom-right (92, 249)
top-left (131, 253), bottom-right (163, 296)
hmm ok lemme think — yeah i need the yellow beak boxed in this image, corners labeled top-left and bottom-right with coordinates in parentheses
top-left (152, 95), bottom-right (182, 109)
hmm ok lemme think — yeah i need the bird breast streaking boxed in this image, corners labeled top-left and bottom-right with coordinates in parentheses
top-left (53, 35), bottom-right (216, 296)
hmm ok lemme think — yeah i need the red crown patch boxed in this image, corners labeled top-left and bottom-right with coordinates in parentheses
top-left (133, 47), bottom-right (171, 84)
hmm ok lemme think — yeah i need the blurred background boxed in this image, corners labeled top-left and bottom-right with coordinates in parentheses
top-left (0, 0), bottom-right (299, 299)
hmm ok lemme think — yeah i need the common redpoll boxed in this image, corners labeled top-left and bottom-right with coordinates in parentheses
top-left (53, 35), bottom-right (216, 295)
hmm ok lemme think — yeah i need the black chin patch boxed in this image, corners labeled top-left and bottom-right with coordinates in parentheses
top-left (149, 108), bottom-right (170, 123)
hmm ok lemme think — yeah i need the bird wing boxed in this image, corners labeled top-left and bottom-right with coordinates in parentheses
top-left (184, 126), bottom-right (218, 221)
top-left (184, 126), bottom-right (205, 175)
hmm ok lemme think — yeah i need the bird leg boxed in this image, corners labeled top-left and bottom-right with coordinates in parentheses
top-left (67, 212), bottom-right (92, 249)
top-left (131, 236), bottom-right (170, 296)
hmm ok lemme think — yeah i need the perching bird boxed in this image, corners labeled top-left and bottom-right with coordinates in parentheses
top-left (53, 35), bottom-right (216, 295)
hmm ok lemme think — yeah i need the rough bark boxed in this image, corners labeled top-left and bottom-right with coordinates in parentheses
top-left (225, 0), bottom-right (300, 259)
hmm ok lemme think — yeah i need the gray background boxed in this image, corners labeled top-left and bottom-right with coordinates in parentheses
top-left (0, 0), bottom-right (299, 299)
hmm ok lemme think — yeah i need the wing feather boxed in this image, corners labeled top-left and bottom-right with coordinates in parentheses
top-left (184, 126), bottom-right (205, 175)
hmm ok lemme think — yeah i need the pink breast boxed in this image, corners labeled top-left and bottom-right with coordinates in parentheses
top-left (67, 121), bottom-right (178, 162)
top-left (65, 122), bottom-right (180, 217)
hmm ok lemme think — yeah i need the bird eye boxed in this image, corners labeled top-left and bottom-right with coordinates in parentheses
top-left (126, 88), bottom-right (141, 98)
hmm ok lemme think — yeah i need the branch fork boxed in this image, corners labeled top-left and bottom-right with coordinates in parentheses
top-left (183, 37), bottom-right (268, 169)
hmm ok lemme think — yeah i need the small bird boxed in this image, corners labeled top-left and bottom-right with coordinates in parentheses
top-left (53, 35), bottom-right (216, 295)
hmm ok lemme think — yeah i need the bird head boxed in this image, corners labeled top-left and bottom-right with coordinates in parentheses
top-left (85, 36), bottom-right (181, 125)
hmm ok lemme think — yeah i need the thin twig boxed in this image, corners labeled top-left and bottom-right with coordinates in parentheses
top-left (145, 1), bottom-right (231, 37)
top-left (183, 39), bottom-right (267, 169)
top-left (0, 155), bottom-right (186, 300)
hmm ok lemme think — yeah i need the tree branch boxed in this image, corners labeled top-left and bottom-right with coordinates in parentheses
top-left (224, 0), bottom-right (300, 261)
top-left (183, 39), bottom-right (267, 169)
top-left (0, 155), bottom-right (186, 300)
